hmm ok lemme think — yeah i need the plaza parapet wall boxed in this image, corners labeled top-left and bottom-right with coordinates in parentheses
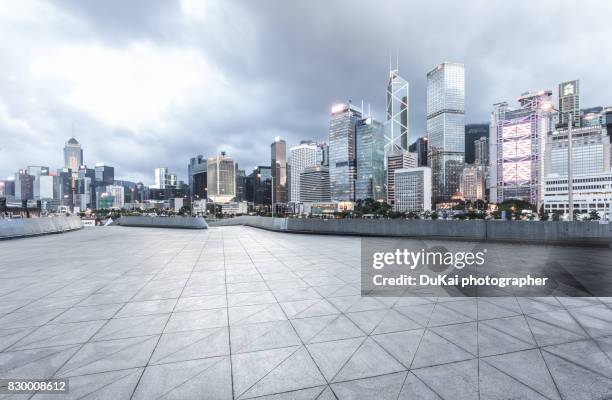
top-left (0, 216), bottom-right (82, 239)
top-left (209, 216), bottom-right (612, 246)
top-left (118, 216), bottom-right (208, 229)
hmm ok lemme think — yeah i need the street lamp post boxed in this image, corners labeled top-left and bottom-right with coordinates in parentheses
top-left (567, 113), bottom-right (573, 221)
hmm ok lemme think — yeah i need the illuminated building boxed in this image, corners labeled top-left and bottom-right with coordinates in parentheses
top-left (490, 90), bottom-right (552, 206)
top-left (63, 138), bottom-right (83, 171)
top-left (545, 125), bottom-right (610, 177)
top-left (427, 62), bottom-right (465, 205)
top-left (460, 164), bottom-right (486, 201)
top-left (356, 117), bottom-right (385, 201)
top-left (329, 102), bottom-right (361, 202)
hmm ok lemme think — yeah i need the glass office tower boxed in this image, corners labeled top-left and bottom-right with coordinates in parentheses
top-left (426, 62), bottom-right (465, 204)
top-left (63, 137), bottom-right (83, 171)
top-left (271, 138), bottom-right (288, 204)
top-left (385, 69), bottom-right (409, 154)
top-left (329, 102), bottom-right (362, 201)
top-left (355, 117), bottom-right (385, 201)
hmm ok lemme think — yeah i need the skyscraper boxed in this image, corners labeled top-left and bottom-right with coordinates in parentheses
top-left (474, 136), bottom-right (489, 166)
top-left (207, 152), bottom-right (236, 203)
top-left (355, 117), bottom-right (385, 201)
top-left (409, 137), bottom-right (428, 167)
top-left (490, 91), bottom-right (552, 206)
top-left (329, 102), bottom-right (362, 202)
top-left (289, 141), bottom-right (318, 203)
top-left (188, 155), bottom-right (207, 199)
top-left (271, 137), bottom-right (288, 204)
top-left (386, 150), bottom-right (417, 205)
top-left (385, 68), bottom-right (409, 153)
top-left (558, 80), bottom-right (580, 128)
top-left (465, 124), bottom-right (489, 164)
top-left (235, 167), bottom-right (246, 202)
top-left (426, 62), bottom-right (465, 205)
top-left (63, 137), bottom-right (83, 171)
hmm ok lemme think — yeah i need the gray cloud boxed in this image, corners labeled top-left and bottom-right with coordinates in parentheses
top-left (1, 0), bottom-right (611, 185)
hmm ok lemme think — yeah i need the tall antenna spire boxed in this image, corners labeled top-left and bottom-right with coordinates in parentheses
top-left (396, 48), bottom-right (399, 72)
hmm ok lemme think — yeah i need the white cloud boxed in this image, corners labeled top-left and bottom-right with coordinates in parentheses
top-left (29, 42), bottom-right (217, 131)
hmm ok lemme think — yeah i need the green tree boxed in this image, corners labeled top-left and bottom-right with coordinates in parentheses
top-left (589, 210), bottom-right (600, 221)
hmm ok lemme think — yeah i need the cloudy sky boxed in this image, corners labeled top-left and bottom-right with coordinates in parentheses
top-left (1, 0), bottom-right (611, 184)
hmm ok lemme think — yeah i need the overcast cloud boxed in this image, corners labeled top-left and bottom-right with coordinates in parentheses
top-left (1, 0), bottom-right (611, 184)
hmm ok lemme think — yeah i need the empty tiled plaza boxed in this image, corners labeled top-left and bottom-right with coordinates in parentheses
top-left (1, 226), bottom-right (612, 399)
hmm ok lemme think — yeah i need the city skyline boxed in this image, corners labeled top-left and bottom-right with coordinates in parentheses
top-left (2, 1), bottom-right (612, 183)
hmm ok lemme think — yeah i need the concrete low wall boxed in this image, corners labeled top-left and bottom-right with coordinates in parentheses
top-left (209, 216), bottom-right (612, 246)
top-left (0, 216), bottom-right (83, 239)
top-left (118, 216), bottom-right (208, 229)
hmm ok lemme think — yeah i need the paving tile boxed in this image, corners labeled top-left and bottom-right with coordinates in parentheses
top-left (50, 303), bottom-right (123, 324)
top-left (478, 316), bottom-right (536, 357)
top-left (292, 314), bottom-right (365, 344)
top-left (166, 309), bottom-right (228, 332)
top-left (332, 337), bottom-right (405, 382)
top-left (0, 345), bottom-right (80, 379)
top-left (231, 320), bottom-right (300, 354)
top-left (115, 299), bottom-right (177, 318)
top-left (133, 356), bottom-right (232, 400)
top-left (174, 294), bottom-right (227, 312)
top-left (413, 359), bottom-right (479, 400)
top-left (228, 303), bottom-right (287, 326)
top-left (9, 320), bottom-right (105, 350)
top-left (92, 314), bottom-right (169, 341)
top-left (331, 371), bottom-right (408, 400)
top-left (31, 368), bottom-right (143, 400)
top-left (481, 349), bottom-right (560, 400)
top-left (542, 340), bottom-right (612, 400)
top-left (411, 329), bottom-right (475, 369)
top-left (56, 335), bottom-right (158, 377)
top-left (568, 304), bottom-right (612, 338)
top-left (526, 309), bottom-right (588, 346)
top-left (151, 327), bottom-right (230, 364)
